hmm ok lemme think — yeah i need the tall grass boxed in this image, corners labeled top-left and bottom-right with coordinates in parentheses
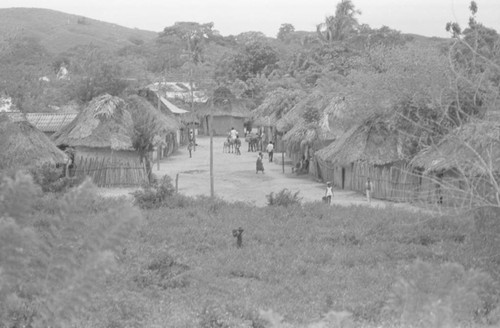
top-left (97, 199), bottom-right (498, 327)
top-left (2, 172), bottom-right (499, 327)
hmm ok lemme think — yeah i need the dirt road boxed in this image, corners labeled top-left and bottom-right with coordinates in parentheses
top-left (100, 136), bottom-right (402, 208)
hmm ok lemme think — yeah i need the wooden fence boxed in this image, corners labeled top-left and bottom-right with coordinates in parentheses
top-left (74, 156), bottom-right (148, 187)
top-left (311, 155), bottom-right (497, 210)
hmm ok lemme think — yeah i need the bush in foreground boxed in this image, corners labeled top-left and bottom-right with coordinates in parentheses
top-left (266, 188), bottom-right (302, 207)
top-left (0, 171), bottom-right (144, 328)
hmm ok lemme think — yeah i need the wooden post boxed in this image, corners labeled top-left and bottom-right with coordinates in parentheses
top-left (210, 113), bottom-right (214, 198)
top-left (157, 145), bottom-right (161, 170)
top-left (175, 173), bottom-right (179, 193)
top-left (282, 150), bottom-right (285, 174)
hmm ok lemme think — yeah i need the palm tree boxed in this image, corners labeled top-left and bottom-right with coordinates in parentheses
top-left (317, 0), bottom-right (361, 43)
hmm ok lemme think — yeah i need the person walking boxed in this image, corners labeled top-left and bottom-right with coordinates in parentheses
top-left (256, 152), bottom-right (264, 174)
top-left (365, 177), bottom-right (373, 203)
top-left (325, 181), bottom-right (333, 205)
top-left (187, 141), bottom-right (193, 158)
top-left (266, 141), bottom-right (274, 162)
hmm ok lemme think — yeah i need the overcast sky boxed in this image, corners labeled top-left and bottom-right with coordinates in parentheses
top-left (1, 0), bottom-right (499, 38)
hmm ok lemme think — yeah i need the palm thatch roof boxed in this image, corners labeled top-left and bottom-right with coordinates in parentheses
top-left (316, 115), bottom-right (403, 166)
top-left (279, 93), bottom-right (346, 151)
top-left (252, 88), bottom-right (306, 127)
top-left (53, 94), bottom-right (134, 151)
top-left (0, 115), bottom-right (67, 170)
top-left (126, 95), bottom-right (181, 134)
top-left (410, 119), bottom-right (500, 175)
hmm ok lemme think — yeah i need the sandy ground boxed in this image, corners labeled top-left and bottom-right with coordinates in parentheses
top-left (98, 136), bottom-right (426, 211)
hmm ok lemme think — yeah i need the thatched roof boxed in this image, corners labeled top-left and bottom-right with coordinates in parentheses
top-left (126, 95), bottom-right (181, 134)
top-left (0, 115), bottom-right (67, 169)
top-left (316, 115), bottom-right (403, 166)
top-left (53, 94), bottom-right (134, 151)
top-left (279, 93), bottom-right (345, 151)
top-left (252, 88), bottom-right (306, 127)
top-left (410, 119), bottom-right (500, 174)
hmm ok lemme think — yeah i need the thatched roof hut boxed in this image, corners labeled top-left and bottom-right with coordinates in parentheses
top-left (252, 88), bottom-right (306, 127)
top-left (53, 94), bottom-right (134, 150)
top-left (279, 92), bottom-right (345, 152)
top-left (0, 115), bottom-right (67, 170)
top-left (126, 95), bottom-right (181, 135)
top-left (316, 114), bottom-right (403, 167)
top-left (410, 119), bottom-right (500, 175)
top-left (196, 100), bottom-right (251, 136)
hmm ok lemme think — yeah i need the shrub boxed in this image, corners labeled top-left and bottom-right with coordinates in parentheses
top-left (384, 260), bottom-right (500, 327)
top-left (0, 170), bottom-right (41, 220)
top-left (0, 172), bottom-right (144, 328)
top-left (30, 163), bottom-right (84, 193)
top-left (132, 175), bottom-right (176, 209)
top-left (266, 188), bottom-right (302, 207)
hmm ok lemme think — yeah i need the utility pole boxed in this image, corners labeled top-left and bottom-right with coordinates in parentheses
top-left (209, 112), bottom-right (214, 198)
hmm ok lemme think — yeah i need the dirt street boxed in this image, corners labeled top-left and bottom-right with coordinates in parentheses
top-left (100, 136), bottom-right (406, 209)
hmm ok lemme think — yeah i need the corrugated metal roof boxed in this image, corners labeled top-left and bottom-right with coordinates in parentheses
top-left (25, 113), bottom-right (77, 133)
top-left (160, 97), bottom-right (189, 114)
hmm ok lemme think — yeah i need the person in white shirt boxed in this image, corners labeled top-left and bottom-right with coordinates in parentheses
top-left (325, 182), bottom-right (333, 205)
top-left (266, 141), bottom-right (274, 162)
top-left (230, 127), bottom-right (238, 140)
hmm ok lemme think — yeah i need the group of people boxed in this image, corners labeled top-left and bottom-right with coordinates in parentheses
top-left (227, 127), bottom-right (242, 155)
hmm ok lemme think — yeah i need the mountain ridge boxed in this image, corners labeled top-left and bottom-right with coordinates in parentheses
top-left (0, 7), bottom-right (158, 54)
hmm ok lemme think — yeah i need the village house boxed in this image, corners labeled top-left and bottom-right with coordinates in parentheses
top-left (0, 114), bottom-right (67, 170)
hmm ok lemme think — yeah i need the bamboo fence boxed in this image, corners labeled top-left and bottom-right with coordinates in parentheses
top-left (312, 155), bottom-right (497, 209)
top-left (73, 155), bottom-right (148, 187)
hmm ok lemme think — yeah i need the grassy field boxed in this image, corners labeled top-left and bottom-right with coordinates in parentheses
top-left (1, 173), bottom-right (499, 328)
top-left (90, 194), bottom-right (498, 327)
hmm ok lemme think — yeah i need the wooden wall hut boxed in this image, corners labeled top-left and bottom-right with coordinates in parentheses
top-left (0, 114), bottom-right (67, 170)
top-left (410, 119), bottom-right (500, 207)
top-left (52, 94), bottom-right (147, 187)
top-left (199, 101), bottom-right (250, 136)
top-left (314, 115), bottom-right (420, 201)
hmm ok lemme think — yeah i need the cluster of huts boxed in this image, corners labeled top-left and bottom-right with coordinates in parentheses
top-left (0, 84), bottom-right (203, 187)
top-left (251, 89), bottom-right (500, 209)
top-left (0, 82), bottom-right (256, 187)
top-left (3, 80), bottom-right (498, 208)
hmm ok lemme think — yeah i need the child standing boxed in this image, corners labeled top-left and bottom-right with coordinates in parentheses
top-left (365, 178), bottom-right (373, 202)
top-left (256, 152), bottom-right (264, 173)
top-left (325, 181), bottom-right (333, 205)
top-left (187, 141), bottom-right (193, 158)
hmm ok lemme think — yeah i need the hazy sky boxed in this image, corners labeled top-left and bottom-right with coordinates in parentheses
top-left (1, 0), bottom-right (499, 38)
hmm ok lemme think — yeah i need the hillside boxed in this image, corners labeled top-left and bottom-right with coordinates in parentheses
top-left (0, 8), bottom-right (157, 54)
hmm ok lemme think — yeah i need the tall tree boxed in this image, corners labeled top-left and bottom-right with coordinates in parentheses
top-left (277, 24), bottom-right (296, 42)
top-left (316, 0), bottom-right (361, 43)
